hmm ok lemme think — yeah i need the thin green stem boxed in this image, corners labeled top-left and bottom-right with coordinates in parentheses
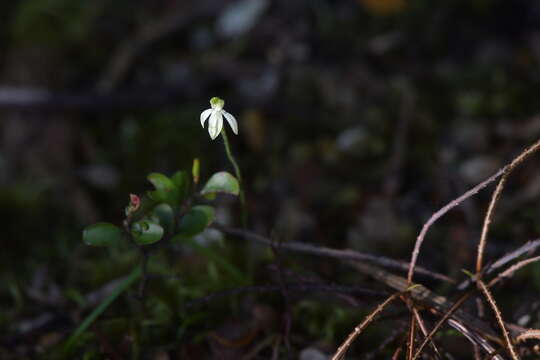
top-left (62, 265), bottom-right (142, 354)
top-left (221, 129), bottom-right (247, 228)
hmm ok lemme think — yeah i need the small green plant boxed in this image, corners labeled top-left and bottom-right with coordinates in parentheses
top-left (83, 164), bottom-right (240, 248)
top-left (68, 97), bottom-right (245, 353)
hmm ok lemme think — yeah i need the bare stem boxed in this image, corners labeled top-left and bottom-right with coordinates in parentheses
top-left (407, 167), bottom-right (505, 284)
top-left (409, 138), bottom-right (540, 285)
top-left (221, 129), bottom-right (247, 228)
top-left (476, 139), bottom-right (540, 277)
top-left (332, 292), bottom-right (401, 360)
top-left (477, 280), bottom-right (520, 360)
top-left (412, 291), bottom-right (473, 360)
top-left (476, 177), bottom-right (507, 275)
top-left (488, 255), bottom-right (540, 288)
top-left (407, 312), bottom-right (417, 360)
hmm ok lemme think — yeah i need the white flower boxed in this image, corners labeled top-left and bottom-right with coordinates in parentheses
top-left (200, 97), bottom-right (239, 140)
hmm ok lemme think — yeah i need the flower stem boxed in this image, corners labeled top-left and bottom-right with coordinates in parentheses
top-left (221, 129), bottom-right (247, 228)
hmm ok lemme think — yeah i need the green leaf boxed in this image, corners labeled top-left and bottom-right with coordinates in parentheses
top-left (148, 173), bottom-right (175, 192)
top-left (177, 205), bottom-right (215, 237)
top-left (131, 220), bottom-right (164, 245)
top-left (152, 203), bottom-right (174, 233)
top-left (147, 173), bottom-right (178, 204)
top-left (171, 170), bottom-right (189, 203)
top-left (200, 172), bottom-right (239, 196)
top-left (82, 222), bottom-right (122, 246)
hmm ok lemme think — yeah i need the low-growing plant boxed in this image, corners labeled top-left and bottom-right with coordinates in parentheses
top-left (66, 97), bottom-right (245, 353)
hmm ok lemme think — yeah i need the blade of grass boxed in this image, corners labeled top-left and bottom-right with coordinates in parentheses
top-left (62, 265), bottom-right (142, 353)
top-left (184, 237), bottom-right (249, 284)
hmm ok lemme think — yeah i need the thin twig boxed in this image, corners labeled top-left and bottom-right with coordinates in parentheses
top-left (490, 238), bottom-right (540, 270)
top-left (414, 251), bottom-right (538, 359)
top-left (412, 307), bottom-right (442, 359)
top-left (476, 139), bottom-right (540, 277)
top-left (474, 344), bottom-right (482, 360)
top-left (185, 283), bottom-right (386, 308)
top-left (331, 292), bottom-right (402, 360)
top-left (392, 345), bottom-right (403, 360)
top-left (364, 322), bottom-right (407, 360)
top-left (447, 318), bottom-right (503, 360)
top-left (458, 238), bottom-right (540, 290)
top-left (488, 255), bottom-right (540, 288)
top-left (516, 329), bottom-right (540, 343)
top-left (412, 291), bottom-right (474, 360)
top-left (476, 177), bottom-right (508, 275)
top-left (407, 311), bottom-right (417, 360)
top-left (217, 225), bottom-right (454, 283)
top-left (409, 138), bottom-right (540, 285)
top-left (482, 348), bottom-right (505, 360)
top-left (477, 280), bottom-right (520, 360)
top-left (407, 167), bottom-right (505, 284)
top-left (348, 261), bottom-right (506, 348)
top-left (270, 232), bottom-right (292, 358)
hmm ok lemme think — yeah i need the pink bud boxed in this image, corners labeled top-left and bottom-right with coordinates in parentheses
top-left (129, 194), bottom-right (141, 211)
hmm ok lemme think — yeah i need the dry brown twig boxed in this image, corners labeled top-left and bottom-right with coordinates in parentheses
top-left (477, 280), bottom-right (520, 360)
top-left (459, 238), bottom-right (540, 290)
top-left (516, 329), bottom-right (540, 343)
top-left (218, 139), bottom-right (540, 358)
top-left (412, 252), bottom-right (540, 360)
top-left (476, 139), bottom-right (540, 276)
top-left (488, 255), bottom-right (540, 288)
top-left (448, 318), bottom-right (504, 360)
top-left (411, 291), bottom-right (473, 360)
top-left (331, 292), bottom-right (402, 360)
top-left (364, 322), bottom-right (407, 360)
top-left (221, 225), bottom-right (534, 358)
top-left (217, 225), bottom-right (454, 283)
top-left (411, 307), bottom-right (442, 359)
top-left (472, 139), bottom-right (540, 360)
top-left (490, 238), bottom-right (540, 270)
top-left (407, 311), bottom-right (417, 360)
top-left (407, 167), bottom-right (505, 284)
top-left (408, 138), bottom-right (540, 285)
top-left (392, 345), bottom-right (403, 360)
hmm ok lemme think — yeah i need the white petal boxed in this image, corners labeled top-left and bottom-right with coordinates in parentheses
top-left (208, 111), bottom-right (224, 140)
top-left (200, 108), bottom-right (213, 127)
top-left (222, 111), bottom-right (238, 135)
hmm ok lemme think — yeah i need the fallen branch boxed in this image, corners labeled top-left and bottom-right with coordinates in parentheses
top-left (185, 283), bottom-right (387, 308)
top-left (217, 225), bottom-right (454, 283)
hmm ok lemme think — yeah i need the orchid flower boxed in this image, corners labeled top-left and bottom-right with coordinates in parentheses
top-left (200, 97), bottom-right (238, 140)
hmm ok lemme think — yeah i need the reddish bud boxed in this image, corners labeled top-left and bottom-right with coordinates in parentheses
top-left (129, 194), bottom-right (141, 212)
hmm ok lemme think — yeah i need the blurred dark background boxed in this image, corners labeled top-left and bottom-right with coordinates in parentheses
top-left (1, 0), bottom-right (540, 358)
